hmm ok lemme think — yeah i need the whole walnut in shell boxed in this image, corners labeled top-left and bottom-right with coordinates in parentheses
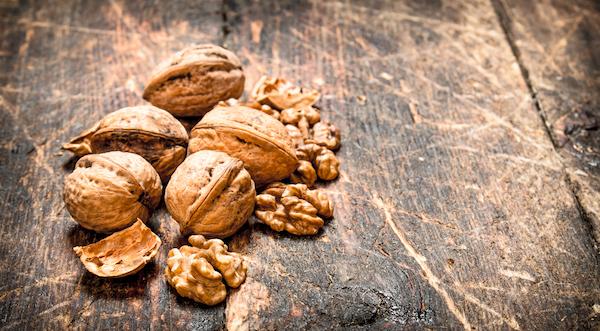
top-left (165, 150), bottom-right (255, 238)
top-left (189, 105), bottom-right (298, 187)
top-left (74, 220), bottom-right (161, 277)
top-left (64, 151), bottom-right (162, 233)
top-left (62, 105), bottom-right (188, 181)
top-left (143, 44), bottom-right (245, 117)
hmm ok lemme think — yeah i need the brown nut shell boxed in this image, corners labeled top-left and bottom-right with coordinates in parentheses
top-left (62, 105), bottom-right (188, 181)
top-left (165, 150), bottom-right (256, 238)
top-left (73, 220), bottom-right (161, 277)
top-left (63, 151), bottom-right (162, 233)
top-left (189, 105), bottom-right (298, 186)
top-left (143, 44), bottom-right (245, 117)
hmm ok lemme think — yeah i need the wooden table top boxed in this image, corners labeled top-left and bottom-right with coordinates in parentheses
top-left (1, 0), bottom-right (599, 330)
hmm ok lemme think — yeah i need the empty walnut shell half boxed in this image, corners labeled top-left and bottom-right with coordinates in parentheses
top-left (189, 105), bottom-right (298, 187)
top-left (251, 76), bottom-right (320, 110)
top-left (165, 150), bottom-right (256, 238)
top-left (73, 220), bottom-right (161, 277)
top-left (143, 44), bottom-right (245, 117)
top-left (62, 105), bottom-right (188, 181)
top-left (63, 151), bottom-right (162, 233)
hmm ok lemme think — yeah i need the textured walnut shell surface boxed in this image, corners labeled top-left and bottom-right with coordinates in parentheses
top-left (63, 151), bottom-right (162, 233)
top-left (74, 220), bottom-right (161, 277)
top-left (62, 105), bottom-right (188, 180)
top-left (189, 105), bottom-right (298, 187)
top-left (143, 44), bottom-right (245, 117)
top-left (165, 150), bottom-right (256, 238)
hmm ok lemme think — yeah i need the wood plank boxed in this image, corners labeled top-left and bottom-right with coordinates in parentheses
top-left (0, 0), bottom-right (598, 330)
top-left (494, 0), bottom-right (600, 245)
top-left (223, 0), bottom-right (600, 329)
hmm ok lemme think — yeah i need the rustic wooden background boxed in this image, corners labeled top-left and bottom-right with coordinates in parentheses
top-left (1, 0), bottom-right (599, 330)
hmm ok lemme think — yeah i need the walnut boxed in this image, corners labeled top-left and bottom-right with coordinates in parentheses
top-left (296, 143), bottom-right (340, 181)
top-left (285, 124), bottom-right (304, 148)
top-left (73, 220), bottom-right (161, 277)
top-left (143, 44), bottom-right (245, 117)
top-left (280, 106), bottom-right (320, 138)
top-left (62, 105), bottom-right (188, 181)
top-left (289, 160), bottom-right (317, 187)
top-left (250, 76), bottom-right (320, 110)
top-left (165, 235), bottom-right (247, 305)
top-left (308, 121), bottom-right (341, 151)
top-left (255, 183), bottom-right (333, 235)
top-left (189, 105), bottom-right (298, 187)
top-left (63, 151), bottom-right (162, 233)
top-left (165, 150), bottom-right (256, 238)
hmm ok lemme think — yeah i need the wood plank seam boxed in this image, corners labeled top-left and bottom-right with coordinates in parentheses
top-left (490, 0), bottom-right (600, 250)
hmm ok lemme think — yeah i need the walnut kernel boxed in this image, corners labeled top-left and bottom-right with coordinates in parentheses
top-left (251, 76), bottom-right (320, 110)
top-left (255, 183), bottom-right (333, 235)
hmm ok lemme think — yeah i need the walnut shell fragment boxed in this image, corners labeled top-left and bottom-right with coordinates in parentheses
top-left (143, 44), bottom-right (245, 117)
top-left (165, 235), bottom-right (247, 305)
top-left (255, 183), bottom-right (333, 235)
top-left (251, 76), bottom-right (320, 110)
top-left (165, 150), bottom-right (256, 238)
top-left (189, 105), bottom-right (298, 187)
top-left (63, 151), bottom-right (162, 233)
top-left (62, 105), bottom-right (188, 181)
top-left (73, 220), bottom-right (161, 277)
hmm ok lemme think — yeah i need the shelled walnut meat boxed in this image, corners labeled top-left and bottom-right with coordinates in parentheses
top-left (255, 182), bottom-right (333, 235)
top-left (165, 150), bottom-right (256, 238)
top-left (251, 76), bottom-right (320, 110)
top-left (62, 105), bottom-right (188, 181)
top-left (63, 151), bottom-right (162, 233)
top-left (165, 235), bottom-right (247, 305)
top-left (189, 105), bottom-right (298, 187)
top-left (74, 220), bottom-right (161, 277)
top-left (143, 44), bottom-right (245, 117)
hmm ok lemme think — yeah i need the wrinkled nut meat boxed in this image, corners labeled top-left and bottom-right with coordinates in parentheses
top-left (62, 105), bottom-right (188, 180)
top-left (165, 235), bottom-right (247, 305)
top-left (189, 105), bottom-right (298, 186)
top-left (165, 150), bottom-right (256, 238)
top-left (308, 121), bottom-right (341, 151)
top-left (73, 220), bottom-right (161, 277)
top-left (64, 151), bottom-right (162, 233)
top-left (255, 183), bottom-right (333, 235)
top-left (280, 106), bottom-right (320, 138)
top-left (296, 143), bottom-right (340, 181)
top-left (143, 44), bottom-right (245, 117)
top-left (251, 76), bottom-right (320, 110)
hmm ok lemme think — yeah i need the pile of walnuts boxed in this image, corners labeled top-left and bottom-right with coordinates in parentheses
top-left (62, 44), bottom-right (341, 305)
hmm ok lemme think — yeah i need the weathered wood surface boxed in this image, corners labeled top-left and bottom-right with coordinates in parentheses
top-left (494, 0), bottom-right (600, 245)
top-left (0, 0), bottom-right (599, 330)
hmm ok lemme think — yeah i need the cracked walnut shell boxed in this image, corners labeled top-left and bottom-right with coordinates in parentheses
top-left (143, 44), bottom-right (245, 117)
top-left (255, 183), bottom-right (333, 235)
top-left (165, 150), bottom-right (256, 238)
top-left (251, 76), bottom-right (320, 110)
top-left (62, 105), bottom-right (188, 181)
top-left (73, 220), bottom-right (161, 277)
top-left (189, 105), bottom-right (298, 187)
top-left (165, 235), bottom-right (247, 305)
top-left (63, 151), bottom-right (162, 233)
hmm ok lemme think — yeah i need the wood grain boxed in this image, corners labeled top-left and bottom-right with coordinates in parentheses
top-left (494, 0), bottom-right (600, 246)
top-left (1, 0), bottom-right (599, 330)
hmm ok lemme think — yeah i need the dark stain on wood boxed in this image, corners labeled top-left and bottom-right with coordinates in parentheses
top-left (1, 0), bottom-right (599, 330)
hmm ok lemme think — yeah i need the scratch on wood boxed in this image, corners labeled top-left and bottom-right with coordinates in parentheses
top-left (499, 269), bottom-right (536, 282)
top-left (372, 194), bottom-right (472, 330)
